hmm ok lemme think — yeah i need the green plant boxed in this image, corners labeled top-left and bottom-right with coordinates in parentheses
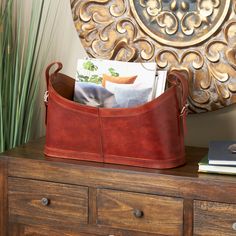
top-left (77, 73), bottom-right (102, 84)
top-left (78, 61), bottom-right (101, 84)
top-left (83, 61), bottom-right (98, 71)
top-left (89, 74), bottom-right (102, 84)
top-left (0, 0), bottom-right (57, 152)
top-left (108, 67), bottom-right (119, 77)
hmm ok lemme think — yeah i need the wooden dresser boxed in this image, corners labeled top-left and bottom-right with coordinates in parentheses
top-left (1, 138), bottom-right (236, 236)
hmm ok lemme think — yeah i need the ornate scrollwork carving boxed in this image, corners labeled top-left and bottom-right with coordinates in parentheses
top-left (140, 0), bottom-right (221, 37)
top-left (71, 0), bottom-right (236, 113)
top-left (130, 0), bottom-right (230, 48)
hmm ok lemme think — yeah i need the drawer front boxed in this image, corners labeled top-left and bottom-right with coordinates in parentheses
top-left (97, 189), bottom-right (183, 235)
top-left (8, 178), bottom-right (88, 227)
top-left (194, 200), bottom-right (236, 236)
top-left (9, 224), bottom-right (100, 236)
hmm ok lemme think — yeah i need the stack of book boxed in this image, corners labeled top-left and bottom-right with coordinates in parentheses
top-left (198, 141), bottom-right (236, 175)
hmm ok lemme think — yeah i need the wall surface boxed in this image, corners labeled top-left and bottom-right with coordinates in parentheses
top-left (38, 0), bottom-right (236, 147)
top-left (186, 104), bottom-right (236, 147)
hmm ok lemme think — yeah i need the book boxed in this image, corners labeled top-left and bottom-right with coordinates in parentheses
top-left (208, 141), bottom-right (236, 166)
top-left (198, 155), bottom-right (236, 175)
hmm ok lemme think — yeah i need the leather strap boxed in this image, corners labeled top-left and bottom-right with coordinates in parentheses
top-left (44, 62), bottom-right (63, 124)
top-left (167, 70), bottom-right (189, 134)
top-left (45, 62), bottom-right (63, 89)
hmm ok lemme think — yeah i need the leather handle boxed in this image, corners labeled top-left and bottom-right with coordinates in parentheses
top-left (167, 70), bottom-right (189, 113)
top-left (44, 62), bottom-right (63, 125)
top-left (45, 62), bottom-right (63, 89)
top-left (167, 70), bottom-right (189, 135)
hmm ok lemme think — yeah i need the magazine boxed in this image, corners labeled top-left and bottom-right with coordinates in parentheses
top-left (74, 58), bottom-right (167, 108)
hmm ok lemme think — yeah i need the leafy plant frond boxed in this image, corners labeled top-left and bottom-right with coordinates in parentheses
top-left (0, 0), bottom-right (60, 152)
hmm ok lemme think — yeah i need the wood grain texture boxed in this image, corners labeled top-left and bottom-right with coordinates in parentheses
top-left (0, 159), bottom-right (7, 236)
top-left (4, 137), bottom-right (236, 235)
top-left (7, 153), bottom-right (236, 204)
top-left (8, 178), bottom-right (88, 228)
top-left (8, 223), bottom-right (24, 236)
top-left (97, 189), bottom-right (183, 235)
top-left (8, 223), bottom-right (162, 236)
top-left (88, 187), bottom-right (97, 225)
top-left (183, 199), bottom-right (193, 236)
top-left (8, 223), bottom-right (101, 236)
top-left (194, 200), bottom-right (236, 236)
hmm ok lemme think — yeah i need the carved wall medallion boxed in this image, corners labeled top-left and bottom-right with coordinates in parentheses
top-left (130, 0), bottom-right (231, 47)
top-left (71, 0), bottom-right (236, 113)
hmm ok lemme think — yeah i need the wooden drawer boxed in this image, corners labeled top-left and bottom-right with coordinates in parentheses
top-left (97, 189), bottom-right (183, 235)
top-left (194, 200), bottom-right (236, 236)
top-left (9, 224), bottom-right (102, 236)
top-left (8, 178), bottom-right (88, 228)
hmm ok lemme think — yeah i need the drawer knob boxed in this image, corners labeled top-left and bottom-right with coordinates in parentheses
top-left (232, 222), bottom-right (236, 230)
top-left (41, 197), bottom-right (50, 206)
top-left (133, 209), bottom-right (144, 218)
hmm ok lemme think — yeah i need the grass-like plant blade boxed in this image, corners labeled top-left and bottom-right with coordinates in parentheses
top-left (0, 0), bottom-right (59, 152)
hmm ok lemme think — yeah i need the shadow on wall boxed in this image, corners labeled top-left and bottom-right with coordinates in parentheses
top-left (185, 104), bottom-right (236, 147)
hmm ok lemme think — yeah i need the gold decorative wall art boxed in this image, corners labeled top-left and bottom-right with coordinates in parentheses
top-left (71, 0), bottom-right (236, 113)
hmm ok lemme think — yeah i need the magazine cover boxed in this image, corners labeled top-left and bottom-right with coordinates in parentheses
top-left (75, 58), bottom-right (167, 108)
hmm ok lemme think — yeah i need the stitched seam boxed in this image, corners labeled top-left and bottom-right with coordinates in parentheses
top-left (98, 109), bottom-right (105, 162)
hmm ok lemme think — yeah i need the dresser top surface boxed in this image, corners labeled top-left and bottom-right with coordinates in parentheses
top-left (2, 137), bottom-right (236, 182)
top-left (2, 137), bottom-right (236, 203)
top-left (1, 137), bottom-right (206, 175)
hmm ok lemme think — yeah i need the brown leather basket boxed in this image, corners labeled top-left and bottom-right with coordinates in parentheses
top-left (44, 62), bottom-right (189, 169)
